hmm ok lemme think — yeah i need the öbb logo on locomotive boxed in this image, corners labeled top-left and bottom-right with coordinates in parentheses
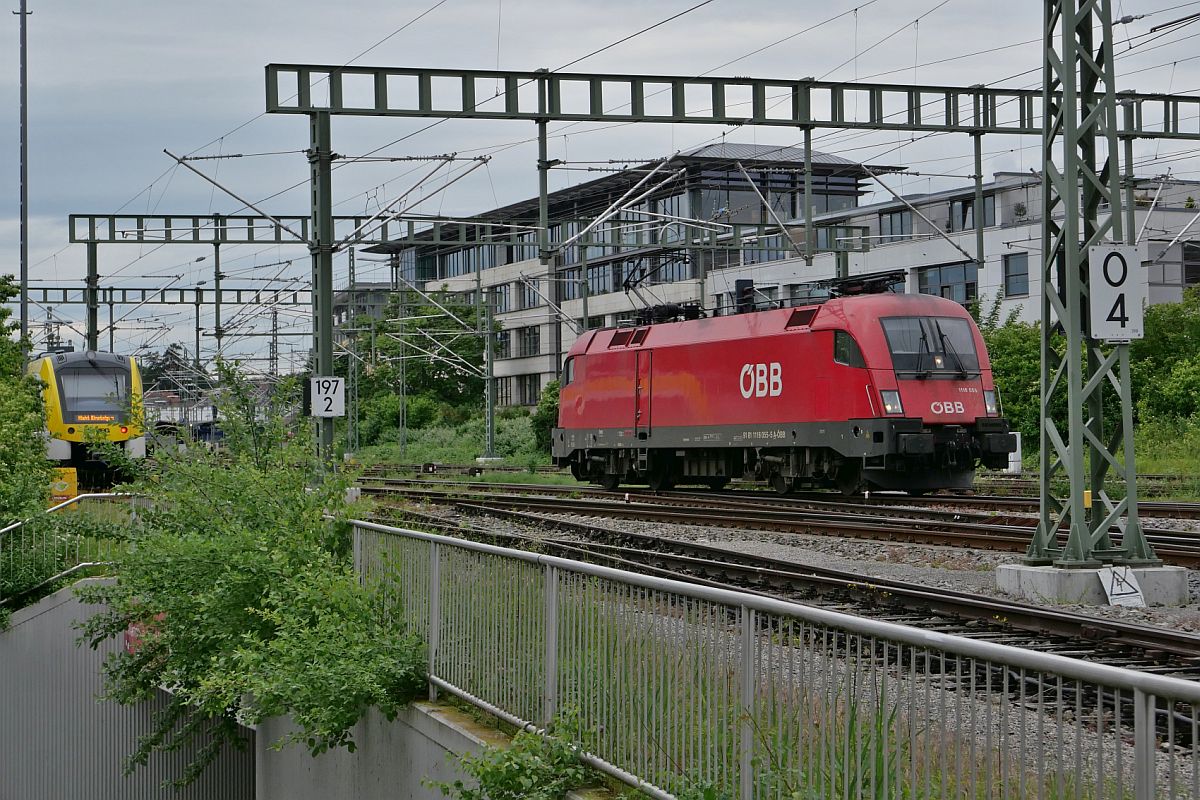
top-left (930, 400), bottom-right (966, 414)
top-left (739, 362), bottom-right (782, 398)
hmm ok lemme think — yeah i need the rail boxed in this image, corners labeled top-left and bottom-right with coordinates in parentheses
top-left (354, 518), bottom-right (1200, 800)
top-left (1, 493), bottom-right (136, 607)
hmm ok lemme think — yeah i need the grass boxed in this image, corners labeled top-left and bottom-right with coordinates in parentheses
top-left (0, 500), bottom-right (133, 616)
top-left (354, 415), bottom-right (549, 468)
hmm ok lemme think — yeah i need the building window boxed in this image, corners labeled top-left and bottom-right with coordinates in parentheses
top-left (495, 329), bottom-right (511, 359)
top-left (880, 210), bottom-right (912, 243)
top-left (950, 195), bottom-right (996, 232)
top-left (1185, 243), bottom-right (1200, 286)
top-left (495, 376), bottom-right (512, 406)
top-left (1003, 252), bottom-right (1029, 297)
top-left (518, 280), bottom-right (542, 309)
top-left (918, 262), bottom-right (978, 305)
top-left (698, 188), bottom-right (762, 224)
top-left (741, 235), bottom-right (789, 266)
top-left (509, 232), bottom-right (538, 264)
top-left (587, 264), bottom-right (612, 296)
top-left (492, 283), bottom-right (511, 313)
top-left (642, 255), bottom-right (692, 284)
top-left (516, 326), bottom-right (540, 357)
top-left (560, 267), bottom-right (581, 300)
top-left (517, 374), bottom-right (541, 405)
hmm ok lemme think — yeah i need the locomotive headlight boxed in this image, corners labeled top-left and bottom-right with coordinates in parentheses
top-left (880, 390), bottom-right (904, 415)
top-left (984, 390), bottom-right (999, 416)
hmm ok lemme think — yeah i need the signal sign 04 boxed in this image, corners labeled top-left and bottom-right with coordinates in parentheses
top-left (1088, 243), bottom-right (1147, 342)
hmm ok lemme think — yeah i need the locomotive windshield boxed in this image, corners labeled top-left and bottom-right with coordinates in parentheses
top-left (57, 366), bottom-right (130, 422)
top-left (881, 316), bottom-right (980, 377)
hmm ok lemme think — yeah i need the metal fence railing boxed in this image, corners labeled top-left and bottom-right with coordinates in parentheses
top-left (1, 494), bottom-right (137, 607)
top-left (354, 519), bottom-right (1200, 800)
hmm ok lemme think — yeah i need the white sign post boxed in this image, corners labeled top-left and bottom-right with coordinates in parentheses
top-left (310, 376), bottom-right (345, 418)
top-left (1088, 243), bottom-right (1147, 342)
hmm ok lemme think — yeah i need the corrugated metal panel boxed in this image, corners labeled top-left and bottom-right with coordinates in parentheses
top-left (0, 581), bottom-right (255, 800)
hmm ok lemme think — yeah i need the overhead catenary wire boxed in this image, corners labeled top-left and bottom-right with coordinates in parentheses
top-left (35, 3), bottom-right (1200, 359)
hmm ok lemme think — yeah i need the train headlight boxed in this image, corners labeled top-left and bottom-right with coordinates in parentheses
top-left (120, 425), bottom-right (129, 434)
top-left (880, 390), bottom-right (904, 415)
top-left (984, 390), bottom-right (999, 416)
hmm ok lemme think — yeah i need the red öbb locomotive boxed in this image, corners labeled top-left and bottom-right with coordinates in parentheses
top-left (552, 275), bottom-right (1017, 494)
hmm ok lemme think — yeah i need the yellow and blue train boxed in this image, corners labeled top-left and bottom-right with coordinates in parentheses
top-left (27, 349), bottom-right (145, 492)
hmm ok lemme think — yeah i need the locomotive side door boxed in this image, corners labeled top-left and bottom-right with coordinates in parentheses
top-left (634, 350), bottom-right (652, 438)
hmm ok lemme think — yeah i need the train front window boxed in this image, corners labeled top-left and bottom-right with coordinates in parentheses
top-left (833, 330), bottom-right (866, 368)
top-left (59, 369), bottom-right (129, 421)
top-left (881, 316), bottom-right (980, 376)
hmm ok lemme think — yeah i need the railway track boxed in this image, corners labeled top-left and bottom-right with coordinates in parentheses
top-left (359, 479), bottom-right (1200, 567)
top-left (828, 490), bottom-right (1200, 520)
top-left (360, 464), bottom-right (1200, 519)
top-left (367, 502), bottom-right (1200, 673)
top-left (362, 462), bottom-right (1200, 502)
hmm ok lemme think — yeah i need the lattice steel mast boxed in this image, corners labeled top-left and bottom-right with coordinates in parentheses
top-left (1026, 0), bottom-right (1158, 566)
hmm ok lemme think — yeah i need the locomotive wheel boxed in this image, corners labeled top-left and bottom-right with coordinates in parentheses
top-left (836, 463), bottom-right (863, 496)
top-left (599, 474), bottom-right (621, 492)
top-left (705, 477), bottom-right (729, 491)
top-left (770, 473), bottom-right (792, 495)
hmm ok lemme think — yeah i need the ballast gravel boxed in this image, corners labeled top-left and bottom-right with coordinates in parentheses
top-left (396, 499), bottom-right (1200, 633)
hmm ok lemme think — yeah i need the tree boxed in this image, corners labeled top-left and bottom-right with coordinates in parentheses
top-left (1130, 288), bottom-right (1200, 416)
top-left (334, 289), bottom-right (491, 446)
top-left (980, 319), bottom-right (1042, 448)
top-left (0, 275), bottom-right (51, 521)
top-left (76, 366), bottom-right (426, 785)
top-left (530, 380), bottom-right (560, 453)
top-left (136, 342), bottom-right (195, 388)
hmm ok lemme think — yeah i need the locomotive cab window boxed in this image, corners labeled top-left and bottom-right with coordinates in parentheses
top-left (562, 357), bottom-right (575, 385)
top-left (833, 330), bottom-right (866, 368)
top-left (881, 316), bottom-right (980, 376)
top-left (58, 367), bottom-right (130, 422)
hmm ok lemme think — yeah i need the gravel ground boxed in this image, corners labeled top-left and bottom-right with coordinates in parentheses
top-left (396, 498), bottom-right (1200, 634)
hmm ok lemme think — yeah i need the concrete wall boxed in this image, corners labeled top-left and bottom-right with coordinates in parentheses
top-left (255, 702), bottom-right (509, 800)
top-left (0, 581), bottom-right (255, 800)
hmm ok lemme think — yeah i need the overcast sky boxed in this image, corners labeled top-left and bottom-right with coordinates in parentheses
top-left (2, 0), bottom-right (1198, 364)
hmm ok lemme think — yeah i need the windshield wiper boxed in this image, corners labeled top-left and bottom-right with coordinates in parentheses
top-left (933, 319), bottom-right (971, 378)
top-left (914, 325), bottom-right (932, 379)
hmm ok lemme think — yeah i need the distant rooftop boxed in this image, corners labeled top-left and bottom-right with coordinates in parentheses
top-left (675, 142), bottom-right (862, 167)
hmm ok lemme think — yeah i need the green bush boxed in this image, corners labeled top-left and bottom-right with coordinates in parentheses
top-left (407, 395), bottom-right (440, 429)
top-left (530, 381), bottom-right (560, 454)
top-left (979, 318), bottom-right (1042, 446)
top-left (357, 414), bottom-right (547, 467)
top-left (360, 394), bottom-right (401, 446)
top-left (434, 722), bottom-right (592, 800)
top-left (1137, 353), bottom-right (1200, 420)
top-left (0, 275), bottom-right (50, 523)
top-left (74, 366), bottom-right (427, 786)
